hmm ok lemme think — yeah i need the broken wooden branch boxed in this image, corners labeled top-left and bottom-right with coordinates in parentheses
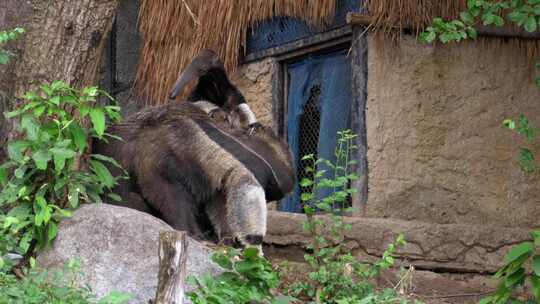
top-left (346, 12), bottom-right (540, 40)
top-left (155, 231), bottom-right (188, 304)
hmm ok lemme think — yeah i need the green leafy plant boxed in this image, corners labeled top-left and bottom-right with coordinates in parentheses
top-left (188, 130), bottom-right (415, 304)
top-left (419, 0), bottom-right (540, 44)
top-left (187, 247), bottom-right (294, 304)
top-left (0, 258), bottom-right (131, 304)
top-left (480, 231), bottom-right (540, 303)
top-left (0, 27), bottom-right (25, 65)
top-left (290, 130), bottom-right (411, 304)
top-left (0, 80), bottom-right (125, 270)
top-left (503, 115), bottom-right (539, 173)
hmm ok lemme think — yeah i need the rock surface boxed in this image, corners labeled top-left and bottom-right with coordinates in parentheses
top-left (37, 203), bottom-right (222, 304)
top-left (265, 210), bottom-right (531, 273)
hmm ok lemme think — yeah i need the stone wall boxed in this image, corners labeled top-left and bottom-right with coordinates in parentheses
top-left (265, 211), bottom-right (531, 273)
top-left (231, 58), bottom-right (275, 126)
top-left (365, 35), bottom-right (540, 227)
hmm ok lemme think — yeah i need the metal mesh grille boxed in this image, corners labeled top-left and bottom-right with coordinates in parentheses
top-left (295, 84), bottom-right (353, 212)
top-left (297, 85), bottom-right (321, 200)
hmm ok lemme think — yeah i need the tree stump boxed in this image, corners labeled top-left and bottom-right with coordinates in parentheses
top-left (155, 231), bottom-right (188, 304)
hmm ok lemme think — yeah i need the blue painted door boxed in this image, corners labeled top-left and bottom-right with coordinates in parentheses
top-left (280, 49), bottom-right (352, 213)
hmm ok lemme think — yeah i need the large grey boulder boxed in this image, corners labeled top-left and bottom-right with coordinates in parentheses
top-left (37, 203), bottom-right (222, 304)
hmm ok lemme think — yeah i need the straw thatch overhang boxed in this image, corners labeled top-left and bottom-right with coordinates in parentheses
top-left (135, 0), bottom-right (337, 104)
top-left (135, 0), bottom-right (540, 105)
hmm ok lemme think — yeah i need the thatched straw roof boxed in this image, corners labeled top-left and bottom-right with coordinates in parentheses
top-left (135, 0), bottom-right (336, 104)
top-left (135, 0), bottom-right (538, 105)
top-left (366, 0), bottom-right (467, 34)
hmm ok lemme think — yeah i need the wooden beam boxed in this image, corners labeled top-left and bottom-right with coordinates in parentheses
top-left (243, 26), bottom-right (352, 63)
top-left (350, 27), bottom-right (369, 216)
top-left (155, 231), bottom-right (188, 304)
top-left (346, 12), bottom-right (540, 40)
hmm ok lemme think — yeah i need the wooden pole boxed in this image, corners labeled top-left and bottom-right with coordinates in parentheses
top-left (155, 231), bottom-right (188, 304)
top-left (346, 12), bottom-right (540, 40)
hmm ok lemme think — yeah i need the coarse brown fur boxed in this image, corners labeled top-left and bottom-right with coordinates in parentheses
top-left (94, 102), bottom-right (295, 247)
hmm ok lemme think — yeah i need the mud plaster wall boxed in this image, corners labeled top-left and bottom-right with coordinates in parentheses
top-left (231, 58), bottom-right (275, 127)
top-left (234, 36), bottom-right (540, 228)
top-left (365, 34), bottom-right (540, 228)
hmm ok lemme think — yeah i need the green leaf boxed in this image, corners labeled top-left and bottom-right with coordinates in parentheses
top-left (530, 275), bottom-right (540, 300)
top-left (107, 193), bottom-right (122, 202)
top-left (524, 16), bottom-right (538, 32)
top-left (424, 31), bottom-right (437, 43)
top-left (243, 247), bottom-right (260, 259)
top-left (90, 108), bottom-right (106, 137)
top-left (68, 184), bottom-right (80, 208)
top-left (8, 140), bottom-right (30, 161)
top-left (505, 241), bottom-right (534, 263)
top-left (460, 11), bottom-right (475, 24)
top-left (34, 213), bottom-right (44, 227)
top-left (493, 15), bottom-right (505, 27)
top-left (90, 160), bottom-right (115, 188)
top-left (32, 149), bottom-right (52, 170)
top-left (271, 295), bottom-right (296, 304)
top-left (300, 192), bottom-right (313, 202)
top-left (504, 267), bottom-right (525, 287)
top-left (53, 154), bottom-right (66, 174)
top-left (533, 255), bottom-right (540, 276)
top-left (49, 95), bottom-right (60, 106)
top-left (50, 80), bottom-right (68, 91)
top-left (69, 123), bottom-right (87, 152)
top-left (5, 108), bottom-right (21, 118)
top-left (519, 148), bottom-right (537, 173)
top-left (79, 105), bottom-right (90, 118)
top-left (0, 51), bottom-right (9, 65)
top-left (33, 105), bottom-right (46, 117)
top-left (503, 119), bottom-right (516, 129)
top-left (47, 222), bottom-right (58, 242)
top-left (50, 147), bottom-right (76, 159)
top-left (0, 167), bottom-right (7, 185)
top-left (91, 154), bottom-right (123, 170)
top-left (40, 85), bottom-right (53, 97)
top-left (531, 230), bottom-right (540, 247)
top-left (235, 260), bottom-right (260, 273)
top-left (300, 178), bottom-right (313, 187)
top-left (212, 253), bottom-right (233, 270)
top-left (83, 86), bottom-right (99, 97)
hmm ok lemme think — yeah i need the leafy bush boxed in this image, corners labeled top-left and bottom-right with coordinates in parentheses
top-left (419, 0), bottom-right (540, 44)
top-left (290, 130), bottom-right (412, 304)
top-left (0, 258), bottom-right (131, 304)
top-left (0, 81), bottom-right (125, 270)
top-left (480, 231), bottom-right (540, 303)
top-left (187, 130), bottom-right (416, 304)
top-left (187, 247), bottom-right (294, 304)
top-left (0, 27), bottom-right (25, 65)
